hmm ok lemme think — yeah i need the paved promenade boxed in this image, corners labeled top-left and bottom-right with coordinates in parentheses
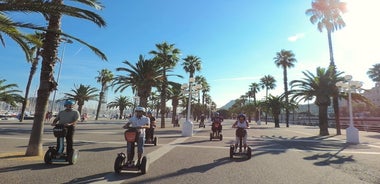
top-left (0, 118), bottom-right (379, 184)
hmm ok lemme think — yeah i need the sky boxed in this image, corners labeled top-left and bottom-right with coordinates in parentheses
top-left (1, 0), bottom-right (380, 110)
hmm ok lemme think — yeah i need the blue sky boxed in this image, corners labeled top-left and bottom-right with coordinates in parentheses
top-left (1, 0), bottom-right (380, 109)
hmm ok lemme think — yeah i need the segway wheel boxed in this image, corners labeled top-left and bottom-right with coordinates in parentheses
top-left (247, 147), bottom-right (252, 159)
top-left (153, 137), bottom-right (158, 146)
top-left (209, 132), bottom-right (213, 141)
top-left (229, 145), bottom-right (234, 159)
top-left (140, 156), bottom-right (149, 174)
top-left (68, 149), bottom-right (79, 165)
top-left (44, 149), bottom-right (53, 164)
top-left (114, 154), bottom-right (125, 174)
top-left (219, 134), bottom-right (223, 141)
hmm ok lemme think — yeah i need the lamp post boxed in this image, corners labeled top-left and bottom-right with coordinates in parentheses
top-left (181, 77), bottom-right (202, 137)
top-left (50, 38), bottom-right (72, 113)
top-left (336, 75), bottom-right (362, 144)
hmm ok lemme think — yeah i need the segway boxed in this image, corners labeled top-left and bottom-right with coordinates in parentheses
top-left (44, 124), bottom-right (79, 165)
top-left (209, 122), bottom-right (223, 141)
top-left (230, 127), bottom-right (251, 159)
top-left (199, 119), bottom-right (206, 128)
top-left (145, 126), bottom-right (158, 146)
top-left (114, 127), bottom-right (149, 174)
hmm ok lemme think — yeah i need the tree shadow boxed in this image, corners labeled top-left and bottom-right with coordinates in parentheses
top-left (248, 134), bottom-right (358, 166)
top-left (303, 146), bottom-right (355, 166)
top-left (64, 171), bottom-right (138, 184)
top-left (123, 157), bottom-right (233, 184)
top-left (0, 162), bottom-right (69, 173)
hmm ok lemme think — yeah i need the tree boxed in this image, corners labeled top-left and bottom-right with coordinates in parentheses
top-left (274, 49), bottom-right (297, 127)
top-left (167, 82), bottom-right (182, 125)
top-left (262, 95), bottom-right (285, 128)
top-left (113, 55), bottom-right (163, 108)
top-left (150, 42), bottom-right (181, 128)
top-left (306, 0), bottom-right (347, 135)
top-left (249, 82), bottom-right (260, 121)
top-left (64, 84), bottom-right (99, 115)
top-left (19, 32), bottom-right (43, 122)
top-left (0, 79), bottom-right (23, 106)
top-left (259, 75), bottom-right (276, 124)
top-left (367, 63), bottom-right (380, 83)
top-left (24, 0), bottom-right (107, 156)
top-left (289, 67), bottom-right (338, 136)
top-left (95, 69), bottom-right (113, 120)
top-left (107, 96), bottom-right (133, 119)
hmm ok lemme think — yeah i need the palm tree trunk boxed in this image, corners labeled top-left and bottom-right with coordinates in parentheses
top-left (318, 104), bottom-right (330, 136)
top-left (20, 57), bottom-right (39, 122)
top-left (327, 31), bottom-right (341, 135)
top-left (95, 91), bottom-right (104, 120)
top-left (25, 1), bottom-right (62, 156)
top-left (160, 70), bottom-right (167, 128)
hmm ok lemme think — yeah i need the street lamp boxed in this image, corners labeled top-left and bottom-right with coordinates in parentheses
top-left (50, 38), bottom-right (72, 113)
top-left (181, 77), bottom-right (202, 137)
top-left (336, 75), bottom-right (362, 144)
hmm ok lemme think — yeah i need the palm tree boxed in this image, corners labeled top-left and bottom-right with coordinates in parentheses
top-left (107, 96), bottom-right (133, 119)
top-left (167, 82), bottom-right (183, 125)
top-left (289, 67), bottom-right (338, 136)
top-left (306, 0), bottom-right (347, 135)
top-left (274, 49), bottom-right (297, 127)
top-left (95, 69), bottom-right (113, 120)
top-left (0, 79), bottom-right (23, 106)
top-left (249, 82), bottom-right (260, 121)
top-left (24, 0), bottom-right (107, 156)
top-left (260, 75), bottom-right (276, 124)
top-left (19, 32), bottom-right (43, 122)
top-left (64, 84), bottom-right (99, 115)
top-left (149, 42), bottom-right (181, 128)
top-left (182, 55), bottom-right (202, 119)
top-left (367, 63), bottom-right (380, 83)
top-left (262, 95), bottom-right (285, 128)
top-left (113, 55), bottom-right (163, 108)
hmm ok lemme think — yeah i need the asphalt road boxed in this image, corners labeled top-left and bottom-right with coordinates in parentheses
top-left (1, 119), bottom-right (379, 184)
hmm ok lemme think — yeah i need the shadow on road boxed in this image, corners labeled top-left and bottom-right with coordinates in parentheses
top-left (123, 157), bottom-right (232, 184)
top-left (250, 134), bottom-right (358, 166)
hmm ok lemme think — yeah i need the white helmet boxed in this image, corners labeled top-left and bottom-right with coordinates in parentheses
top-left (135, 106), bottom-right (146, 112)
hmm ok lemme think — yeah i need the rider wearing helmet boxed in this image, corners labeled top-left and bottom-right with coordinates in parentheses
top-left (232, 113), bottom-right (250, 152)
top-left (123, 106), bottom-right (150, 166)
top-left (211, 112), bottom-right (223, 133)
top-left (51, 99), bottom-right (80, 155)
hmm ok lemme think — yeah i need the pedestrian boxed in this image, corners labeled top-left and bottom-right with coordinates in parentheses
top-left (122, 106), bottom-right (150, 166)
top-left (51, 99), bottom-right (80, 155)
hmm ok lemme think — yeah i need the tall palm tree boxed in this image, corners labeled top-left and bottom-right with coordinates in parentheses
top-left (260, 75), bottom-right (276, 124)
top-left (149, 42), bottom-right (181, 128)
top-left (64, 84), bottom-right (99, 115)
top-left (306, 0), bottom-right (347, 135)
top-left (0, 79), bottom-right (23, 106)
top-left (95, 69), bottom-right (113, 120)
top-left (367, 63), bottom-right (380, 83)
top-left (19, 32), bottom-right (43, 122)
top-left (274, 49), bottom-right (297, 127)
top-left (249, 82), bottom-right (260, 104)
top-left (113, 55), bottom-right (164, 108)
top-left (107, 96), bottom-right (133, 119)
top-left (24, 0), bottom-right (107, 156)
top-left (289, 67), bottom-right (338, 136)
top-left (182, 55), bottom-right (202, 119)
top-left (195, 75), bottom-right (208, 105)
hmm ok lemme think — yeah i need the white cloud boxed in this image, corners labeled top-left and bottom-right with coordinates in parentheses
top-left (288, 33), bottom-right (305, 42)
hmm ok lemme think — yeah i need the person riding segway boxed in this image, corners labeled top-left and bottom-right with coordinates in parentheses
top-left (44, 99), bottom-right (80, 165)
top-left (210, 112), bottom-right (223, 141)
top-left (114, 107), bottom-right (150, 174)
top-left (230, 113), bottom-right (251, 159)
top-left (145, 111), bottom-right (157, 146)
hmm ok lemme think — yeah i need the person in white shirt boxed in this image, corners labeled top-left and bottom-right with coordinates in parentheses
top-left (123, 106), bottom-right (150, 166)
top-left (232, 113), bottom-right (250, 152)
